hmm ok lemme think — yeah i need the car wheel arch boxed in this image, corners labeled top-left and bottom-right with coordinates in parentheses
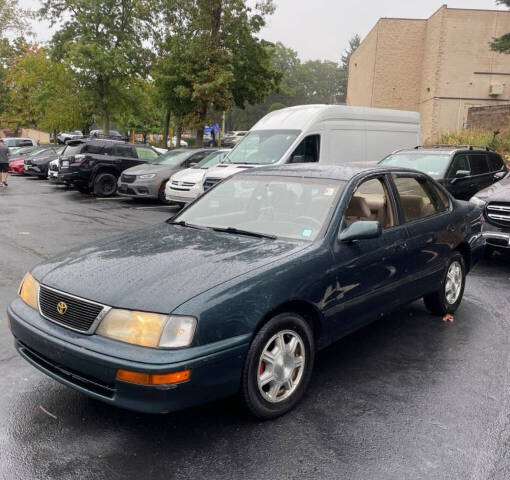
top-left (91, 166), bottom-right (120, 184)
top-left (253, 300), bottom-right (323, 347)
top-left (455, 242), bottom-right (471, 273)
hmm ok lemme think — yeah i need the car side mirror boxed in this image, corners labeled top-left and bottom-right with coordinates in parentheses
top-left (493, 170), bottom-right (507, 182)
top-left (450, 169), bottom-right (471, 184)
top-left (290, 155), bottom-right (305, 164)
top-left (338, 221), bottom-right (382, 243)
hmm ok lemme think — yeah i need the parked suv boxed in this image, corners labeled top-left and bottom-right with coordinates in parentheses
top-left (57, 139), bottom-right (160, 196)
top-left (380, 145), bottom-right (506, 200)
top-left (470, 171), bottom-right (510, 256)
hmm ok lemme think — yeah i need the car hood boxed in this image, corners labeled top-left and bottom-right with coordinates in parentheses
top-left (33, 154), bottom-right (58, 164)
top-left (32, 223), bottom-right (308, 313)
top-left (205, 163), bottom-right (263, 180)
top-left (123, 163), bottom-right (179, 176)
top-left (171, 168), bottom-right (207, 183)
top-left (474, 174), bottom-right (510, 202)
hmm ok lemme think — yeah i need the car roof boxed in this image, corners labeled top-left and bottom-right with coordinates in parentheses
top-left (392, 146), bottom-right (496, 155)
top-left (238, 163), bottom-right (423, 181)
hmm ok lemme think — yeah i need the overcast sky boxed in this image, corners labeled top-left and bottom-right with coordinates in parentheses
top-left (20, 0), bottom-right (508, 62)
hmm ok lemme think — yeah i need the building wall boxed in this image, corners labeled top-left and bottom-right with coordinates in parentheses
top-left (466, 104), bottom-right (510, 131)
top-left (371, 19), bottom-right (427, 111)
top-left (347, 24), bottom-right (379, 107)
top-left (347, 6), bottom-right (510, 144)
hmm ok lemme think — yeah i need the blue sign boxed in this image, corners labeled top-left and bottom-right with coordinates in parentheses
top-left (205, 124), bottom-right (219, 134)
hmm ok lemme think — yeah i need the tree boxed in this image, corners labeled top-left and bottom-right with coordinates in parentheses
top-left (339, 33), bottom-right (360, 103)
top-left (40, 0), bottom-right (156, 133)
top-left (491, 1), bottom-right (510, 53)
top-left (0, 0), bottom-right (31, 38)
top-left (2, 46), bottom-right (95, 134)
top-left (157, 0), bottom-right (281, 144)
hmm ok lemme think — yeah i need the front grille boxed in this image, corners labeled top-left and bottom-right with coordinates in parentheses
top-left (39, 285), bottom-right (105, 333)
top-left (121, 174), bottom-right (136, 183)
top-left (203, 177), bottom-right (221, 191)
top-left (24, 159), bottom-right (32, 165)
top-left (486, 202), bottom-right (510, 228)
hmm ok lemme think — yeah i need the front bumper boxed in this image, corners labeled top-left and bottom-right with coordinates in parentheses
top-left (7, 298), bottom-right (249, 413)
top-left (117, 181), bottom-right (159, 199)
top-left (482, 222), bottom-right (510, 249)
top-left (24, 165), bottom-right (43, 176)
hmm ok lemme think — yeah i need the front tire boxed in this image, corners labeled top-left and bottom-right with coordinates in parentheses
top-left (158, 180), bottom-right (170, 204)
top-left (93, 172), bottom-right (118, 197)
top-left (241, 313), bottom-right (315, 419)
top-left (424, 252), bottom-right (466, 316)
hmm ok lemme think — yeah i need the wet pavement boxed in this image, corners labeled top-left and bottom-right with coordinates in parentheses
top-left (1, 175), bottom-right (510, 479)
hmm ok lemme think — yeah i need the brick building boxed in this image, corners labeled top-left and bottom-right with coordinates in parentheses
top-left (347, 5), bottom-right (510, 143)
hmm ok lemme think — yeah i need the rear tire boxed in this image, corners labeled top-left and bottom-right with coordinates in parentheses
top-left (93, 173), bottom-right (118, 197)
top-left (424, 251), bottom-right (466, 316)
top-left (158, 180), bottom-right (170, 204)
top-left (241, 312), bottom-right (315, 419)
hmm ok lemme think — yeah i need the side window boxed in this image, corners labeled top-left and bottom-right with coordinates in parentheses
top-left (488, 153), bottom-right (504, 172)
top-left (111, 145), bottom-right (136, 158)
top-left (135, 147), bottom-right (159, 161)
top-left (185, 152), bottom-right (208, 167)
top-left (430, 183), bottom-right (450, 211)
top-left (393, 176), bottom-right (439, 222)
top-left (288, 135), bottom-right (320, 163)
top-left (343, 177), bottom-right (394, 230)
top-left (17, 140), bottom-right (33, 147)
top-left (469, 154), bottom-right (489, 175)
top-left (84, 144), bottom-right (106, 154)
top-left (448, 154), bottom-right (469, 177)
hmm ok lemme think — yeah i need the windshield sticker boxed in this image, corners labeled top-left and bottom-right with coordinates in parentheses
top-left (301, 228), bottom-right (313, 238)
top-left (323, 187), bottom-right (335, 196)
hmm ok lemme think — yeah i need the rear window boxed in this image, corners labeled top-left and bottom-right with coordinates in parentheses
top-left (469, 154), bottom-right (489, 175)
top-left (108, 145), bottom-right (136, 158)
top-left (63, 143), bottom-right (85, 156)
top-left (488, 153), bottom-right (504, 172)
top-left (380, 152), bottom-right (450, 178)
top-left (84, 144), bottom-right (105, 154)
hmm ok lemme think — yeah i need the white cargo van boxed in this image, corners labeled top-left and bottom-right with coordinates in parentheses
top-left (202, 104), bottom-right (421, 191)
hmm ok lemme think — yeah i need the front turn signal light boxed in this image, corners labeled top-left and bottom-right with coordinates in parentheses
top-left (19, 273), bottom-right (40, 310)
top-left (116, 369), bottom-right (191, 386)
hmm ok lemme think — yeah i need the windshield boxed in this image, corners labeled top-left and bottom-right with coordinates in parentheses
top-left (29, 148), bottom-right (54, 158)
top-left (380, 152), bottom-right (451, 178)
top-left (227, 130), bottom-right (300, 165)
top-left (175, 174), bottom-right (345, 241)
top-left (13, 146), bottom-right (37, 156)
top-left (193, 150), bottom-right (230, 169)
top-left (152, 150), bottom-right (190, 166)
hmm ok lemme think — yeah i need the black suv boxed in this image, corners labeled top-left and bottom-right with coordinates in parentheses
top-left (379, 145), bottom-right (506, 200)
top-left (57, 140), bottom-right (160, 196)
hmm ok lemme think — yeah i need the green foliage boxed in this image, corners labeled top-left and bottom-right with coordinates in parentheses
top-left (439, 129), bottom-right (510, 155)
top-left (491, 1), bottom-right (510, 53)
top-left (0, 0), bottom-right (32, 38)
top-left (155, 0), bottom-right (280, 140)
top-left (1, 46), bottom-right (95, 132)
top-left (41, 0), bottom-right (157, 131)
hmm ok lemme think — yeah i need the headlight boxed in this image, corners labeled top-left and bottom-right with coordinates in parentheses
top-left (96, 309), bottom-right (196, 348)
top-left (19, 273), bottom-right (39, 310)
top-left (138, 174), bottom-right (156, 179)
top-left (469, 196), bottom-right (486, 208)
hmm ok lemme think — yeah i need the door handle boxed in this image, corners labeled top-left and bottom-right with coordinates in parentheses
top-left (397, 242), bottom-right (408, 250)
top-left (447, 224), bottom-right (455, 232)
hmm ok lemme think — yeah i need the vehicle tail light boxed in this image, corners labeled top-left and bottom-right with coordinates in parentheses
top-left (115, 369), bottom-right (191, 386)
top-left (73, 154), bottom-right (86, 164)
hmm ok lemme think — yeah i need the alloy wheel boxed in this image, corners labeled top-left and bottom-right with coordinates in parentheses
top-left (445, 260), bottom-right (462, 304)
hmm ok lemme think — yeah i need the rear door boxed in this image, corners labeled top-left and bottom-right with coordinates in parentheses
top-left (390, 174), bottom-right (452, 301)
top-left (468, 153), bottom-right (492, 194)
top-left (112, 145), bottom-right (141, 170)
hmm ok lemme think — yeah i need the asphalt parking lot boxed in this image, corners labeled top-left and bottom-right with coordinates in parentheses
top-left (1, 175), bottom-right (510, 480)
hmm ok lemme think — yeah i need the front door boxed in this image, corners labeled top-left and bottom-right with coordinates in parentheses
top-left (326, 175), bottom-right (409, 337)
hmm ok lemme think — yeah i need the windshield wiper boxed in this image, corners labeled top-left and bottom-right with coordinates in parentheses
top-left (167, 220), bottom-right (209, 231)
top-left (211, 226), bottom-right (276, 239)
